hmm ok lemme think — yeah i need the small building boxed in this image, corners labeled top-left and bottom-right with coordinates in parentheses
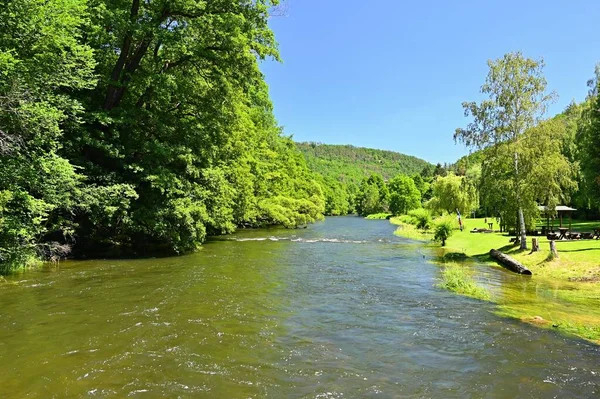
top-left (538, 205), bottom-right (577, 230)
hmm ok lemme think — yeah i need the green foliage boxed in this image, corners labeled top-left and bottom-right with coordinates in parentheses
top-left (411, 174), bottom-right (431, 201)
top-left (427, 173), bottom-right (478, 216)
top-left (454, 52), bottom-right (575, 249)
top-left (578, 75), bottom-right (600, 209)
top-left (356, 174), bottom-right (389, 216)
top-left (388, 175), bottom-right (421, 215)
top-left (0, 0), bottom-right (328, 272)
top-left (364, 213), bottom-right (391, 220)
top-left (0, 0), bottom-right (96, 271)
top-left (296, 142), bottom-right (432, 184)
top-left (438, 264), bottom-right (491, 301)
top-left (407, 208), bottom-right (432, 230)
top-left (433, 216), bottom-right (457, 246)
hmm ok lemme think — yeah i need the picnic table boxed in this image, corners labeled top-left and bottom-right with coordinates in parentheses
top-left (594, 228), bottom-right (600, 240)
top-left (547, 232), bottom-right (560, 240)
top-left (569, 232), bottom-right (582, 240)
top-left (558, 227), bottom-right (569, 240)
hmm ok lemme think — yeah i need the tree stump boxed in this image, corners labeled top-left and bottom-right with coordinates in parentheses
top-left (549, 240), bottom-right (559, 259)
top-left (531, 238), bottom-right (540, 253)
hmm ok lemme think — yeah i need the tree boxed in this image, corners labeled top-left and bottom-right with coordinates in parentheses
top-left (427, 174), bottom-right (478, 216)
top-left (455, 52), bottom-right (557, 250)
top-left (356, 174), bottom-right (388, 216)
top-left (577, 67), bottom-right (600, 210)
top-left (433, 163), bottom-right (447, 177)
top-left (0, 0), bottom-right (331, 271)
top-left (479, 119), bottom-right (577, 231)
top-left (433, 216), bottom-right (456, 247)
top-left (0, 0), bottom-right (97, 271)
top-left (411, 174), bottom-right (431, 202)
top-left (388, 175), bottom-right (421, 215)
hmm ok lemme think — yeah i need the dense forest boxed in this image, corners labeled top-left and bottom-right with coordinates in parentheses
top-left (0, 0), bottom-right (326, 273)
top-left (294, 142), bottom-right (435, 217)
top-left (296, 142), bottom-right (432, 183)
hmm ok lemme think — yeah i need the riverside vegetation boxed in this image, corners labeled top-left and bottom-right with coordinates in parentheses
top-left (386, 53), bottom-right (600, 344)
top-left (0, 0), bottom-right (442, 273)
top-left (0, 0), bottom-right (329, 273)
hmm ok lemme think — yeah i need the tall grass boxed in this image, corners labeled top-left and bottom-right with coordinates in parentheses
top-left (437, 264), bottom-right (490, 301)
top-left (365, 213), bottom-right (392, 220)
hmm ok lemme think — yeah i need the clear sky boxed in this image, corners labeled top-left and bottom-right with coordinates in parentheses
top-left (260, 0), bottom-right (600, 165)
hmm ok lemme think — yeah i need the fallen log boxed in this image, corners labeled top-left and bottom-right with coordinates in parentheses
top-left (489, 249), bottom-right (532, 275)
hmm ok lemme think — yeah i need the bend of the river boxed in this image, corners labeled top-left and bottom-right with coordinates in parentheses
top-left (1, 216), bottom-right (598, 398)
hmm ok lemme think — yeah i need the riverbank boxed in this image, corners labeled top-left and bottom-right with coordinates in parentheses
top-left (390, 217), bottom-right (600, 344)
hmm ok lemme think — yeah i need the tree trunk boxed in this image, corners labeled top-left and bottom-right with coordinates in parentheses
top-left (490, 249), bottom-right (532, 275)
top-left (513, 151), bottom-right (527, 250)
top-left (517, 207), bottom-right (527, 250)
top-left (531, 238), bottom-right (539, 252)
top-left (549, 240), bottom-right (559, 259)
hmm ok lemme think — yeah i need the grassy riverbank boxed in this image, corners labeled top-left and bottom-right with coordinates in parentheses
top-left (391, 216), bottom-right (600, 344)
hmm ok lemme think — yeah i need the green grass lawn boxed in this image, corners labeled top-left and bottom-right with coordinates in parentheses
top-left (391, 216), bottom-right (600, 344)
top-left (449, 218), bottom-right (600, 281)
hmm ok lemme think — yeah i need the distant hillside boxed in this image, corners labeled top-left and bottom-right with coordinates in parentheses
top-left (296, 142), bottom-right (433, 183)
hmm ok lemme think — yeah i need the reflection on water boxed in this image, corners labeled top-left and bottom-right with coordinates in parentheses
top-left (0, 216), bottom-right (598, 397)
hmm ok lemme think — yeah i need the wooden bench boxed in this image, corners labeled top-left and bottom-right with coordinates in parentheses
top-left (568, 232), bottom-right (581, 240)
top-left (546, 232), bottom-right (560, 241)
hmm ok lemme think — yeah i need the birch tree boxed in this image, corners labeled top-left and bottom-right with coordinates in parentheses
top-left (455, 52), bottom-right (556, 250)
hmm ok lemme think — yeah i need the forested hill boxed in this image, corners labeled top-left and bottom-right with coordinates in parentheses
top-left (296, 142), bottom-right (433, 183)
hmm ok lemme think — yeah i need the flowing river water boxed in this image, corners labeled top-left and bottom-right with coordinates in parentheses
top-left (1, 216), bottom-right (599, 398)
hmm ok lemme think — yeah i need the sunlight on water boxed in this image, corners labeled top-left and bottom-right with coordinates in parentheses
top-left (0, 217), bottom-right (598, 397)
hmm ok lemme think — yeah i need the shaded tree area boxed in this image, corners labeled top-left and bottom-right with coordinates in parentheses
top-left (0, 0), bottom-right (325, 272)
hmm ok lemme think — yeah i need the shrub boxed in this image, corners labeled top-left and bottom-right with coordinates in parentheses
top-left (407, 208), bottom-right (432, 230)
top-left (433, 216), bottom-right (457, 246)
top-left (365, 213), bottom-right (392, 220)
top-left (397, 214), bottom-right (417, 225)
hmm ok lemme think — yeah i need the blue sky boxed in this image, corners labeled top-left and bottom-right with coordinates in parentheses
top-left (260, 0), bottom-right (600, 164)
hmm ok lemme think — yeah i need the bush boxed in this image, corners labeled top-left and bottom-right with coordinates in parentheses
top-left (407, 208), bottom-right (432, 230)
top-left (365, 213), bottom-right (392, 220)
top-left (397, 214), bottom-right (417, 225)
top-left (433, 216), bottom-right (457, 246)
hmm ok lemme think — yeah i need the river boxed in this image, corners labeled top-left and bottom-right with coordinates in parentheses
top-left (0, 216), bottom-right (598, 398)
